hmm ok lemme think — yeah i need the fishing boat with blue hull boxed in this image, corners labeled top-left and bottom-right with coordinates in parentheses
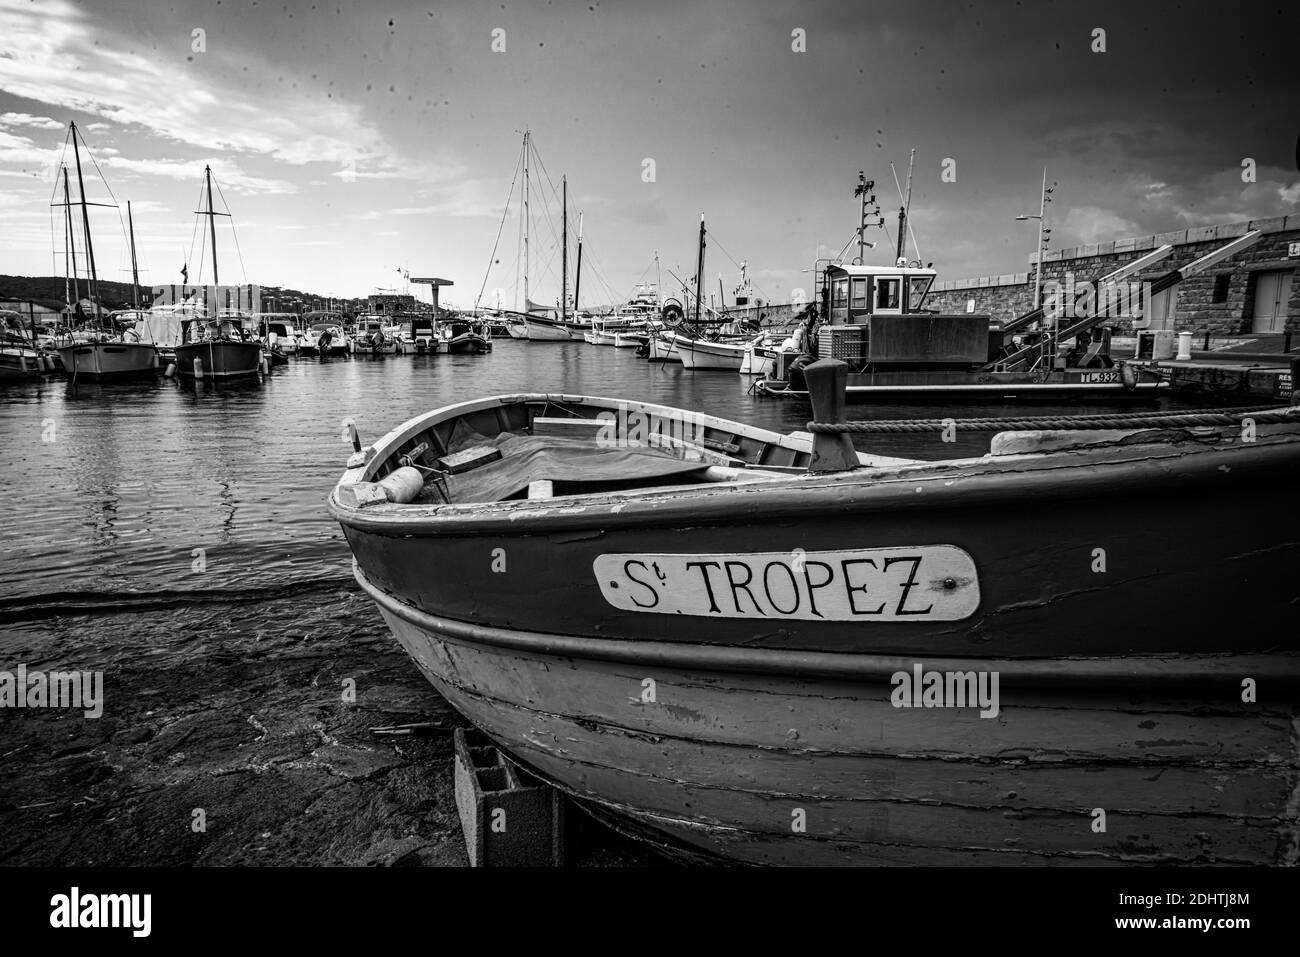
top-left (330, 365), bottom-right (1300, 865)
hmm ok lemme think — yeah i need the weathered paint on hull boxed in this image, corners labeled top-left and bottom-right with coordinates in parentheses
top-left (56, 341), bottom-right (157, 379)
top-left (365, 588), bottom-right (1298, 866)
top-left (174, 341), bottom-right (263, 379)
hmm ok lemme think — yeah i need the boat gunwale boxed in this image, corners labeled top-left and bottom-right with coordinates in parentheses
top-left (328, 394), bottom-right (1300, 534)
top-left (354, 561), bottom-right (1300, 687)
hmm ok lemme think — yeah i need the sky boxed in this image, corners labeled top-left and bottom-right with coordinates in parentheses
top-left (1, 0), bottom-right (1296, 308)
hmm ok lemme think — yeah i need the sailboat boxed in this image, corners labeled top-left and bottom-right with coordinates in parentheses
top-left (489, 133), bottom-right (591, 342)
top-left (173, 166), bottom-right (265, 380)
top-left (54, 122), bottom-right (159, 380)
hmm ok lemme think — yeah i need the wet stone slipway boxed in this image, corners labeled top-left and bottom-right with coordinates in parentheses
top-left (0, 591), bottom-right (651, 865)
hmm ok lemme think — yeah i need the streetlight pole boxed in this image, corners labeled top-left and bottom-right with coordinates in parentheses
top-left (1016, 166), bottom-right (1054, 313)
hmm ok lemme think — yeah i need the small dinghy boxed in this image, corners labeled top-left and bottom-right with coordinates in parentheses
top-left (331, 359), bottom-right (1300, 865)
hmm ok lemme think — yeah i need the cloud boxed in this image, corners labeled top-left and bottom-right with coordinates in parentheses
top-left (0, 111), bottom-right (62, 130)
top-left (0, 0), bottom-right (449, 183)
top-left (1057, 205), bottom-right (1143, 246)
top-left (98, 155), bottom-right (295, 196)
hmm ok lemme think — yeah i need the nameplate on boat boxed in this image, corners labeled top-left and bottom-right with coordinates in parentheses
top-left (593, 547), bottom-right (979, 622)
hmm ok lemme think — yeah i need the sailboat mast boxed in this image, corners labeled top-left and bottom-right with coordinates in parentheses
top-left (573, 212), bottom-right (583, 313)
top-left (896, 148), bottom-right (915, 264)
top-left (69, 122), bottom-right (101, 321)
top-left (695, 214), bottom-right (706, 323)
top-left (522, 132), bottom-right (529, 312)
top-left (205, 166), bottom-right (219, 286)
top-left (62, 166), bottom-right (80, 311)
top-left (128, 200), bottom-right (140, 310)
top-left (561, 175), bottom-right (567, 320)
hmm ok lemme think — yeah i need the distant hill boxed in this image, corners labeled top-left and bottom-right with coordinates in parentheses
top-left (0, 275), bottom-right (143, 311)
top-left (0, 275), bottom-right (370, 314)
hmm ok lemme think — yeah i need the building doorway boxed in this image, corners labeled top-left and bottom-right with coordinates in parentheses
top-left (1251, 269), bottom-right (1293, 333)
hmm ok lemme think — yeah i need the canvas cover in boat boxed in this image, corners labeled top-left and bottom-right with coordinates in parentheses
top-left (442, 432), bottom-right (710, 504)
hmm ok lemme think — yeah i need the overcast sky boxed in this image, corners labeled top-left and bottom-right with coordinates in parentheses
top-left (1, 0), bottom-right (1296, 307)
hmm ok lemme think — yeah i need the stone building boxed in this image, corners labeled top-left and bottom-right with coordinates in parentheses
top-left (926, 216), bottom-right (1298, 337)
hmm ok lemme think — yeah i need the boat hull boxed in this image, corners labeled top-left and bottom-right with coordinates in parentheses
top-left (333, 394), bottom-right (1300, 865)
top-left (446, 333), bottom-right (491, 354)
top-left (357, 567), bottom-right (1299, 866)
top-left (647, 335), bottom-right (682, 362)
top-left (757, 377), bottom-right (1170, 400)
top-left (56, 341), bottom-right (158, 379)
top-left (671, 334), bottom-right (748, 371)
top-left (523, 316), bottom-right (576, 341)
top-left (0, 346), bottom-right (46, 379)
top-left (174, 341), bottom-right (263, 379)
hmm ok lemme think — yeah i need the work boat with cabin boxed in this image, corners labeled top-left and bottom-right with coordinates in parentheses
top-left (330, 362), bottom-right (1300, 866)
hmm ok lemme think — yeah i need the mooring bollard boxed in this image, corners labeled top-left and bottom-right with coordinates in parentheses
top-left (804, 358), bottom-right (860, 473)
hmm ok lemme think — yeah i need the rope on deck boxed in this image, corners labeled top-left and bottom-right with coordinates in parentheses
top-left (806, 405), bottom-right (1299, 434)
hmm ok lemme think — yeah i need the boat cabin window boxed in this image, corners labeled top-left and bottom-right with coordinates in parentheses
top-left (831, 278), bottom-right (849, 322)
top-left (875, 277), bottom-right (902, 312)
top-left (908, 276), bottom-right (934, 311)
top-left (850, 277), bottom-right (868, 310)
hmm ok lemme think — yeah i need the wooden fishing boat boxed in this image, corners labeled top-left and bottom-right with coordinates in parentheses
top-left (520, 313), bottom-right (578, 341)
top-left (668, 330), bottom-right (753, 371)
top-left (174, 319), bottom-right (263, 379)
top-left (331, 362), bottom-right (1300, 865)
top-left (646, 333), bottom-right (682, 362)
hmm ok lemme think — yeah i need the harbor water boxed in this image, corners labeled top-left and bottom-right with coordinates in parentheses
top-left (0, 342), bottom-right (1196, 865)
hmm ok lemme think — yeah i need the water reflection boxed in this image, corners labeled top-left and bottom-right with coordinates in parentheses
top-left (2, 342), bottom-right (1201, 603)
